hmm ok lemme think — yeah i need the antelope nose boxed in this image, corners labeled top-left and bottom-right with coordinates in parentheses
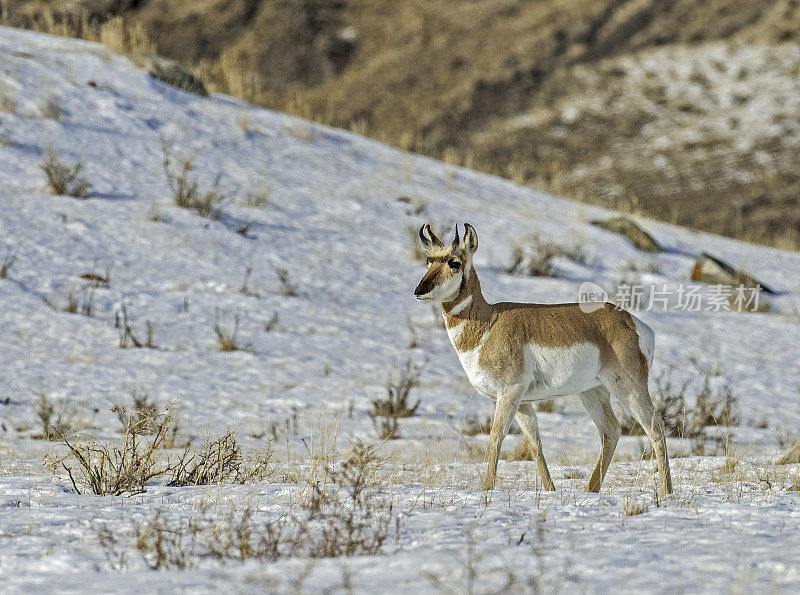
top-left (414, 285), bottom-right (426, 297)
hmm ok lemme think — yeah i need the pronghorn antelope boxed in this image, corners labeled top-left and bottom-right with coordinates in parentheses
top-left (414, 223), bottom-right (672, 494)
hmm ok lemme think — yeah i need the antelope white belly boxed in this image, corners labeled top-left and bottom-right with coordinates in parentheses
top-left (522, 341), bottom-right (601, 400)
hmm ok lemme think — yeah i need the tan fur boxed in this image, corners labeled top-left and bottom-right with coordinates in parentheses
top-left (442, 269), bottom-right (648, 386)
top-left (415, 223), bottom-right (673, 496)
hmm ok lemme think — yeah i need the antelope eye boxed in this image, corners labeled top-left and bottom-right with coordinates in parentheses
top-left (448, 259), bottom-right (461, 270)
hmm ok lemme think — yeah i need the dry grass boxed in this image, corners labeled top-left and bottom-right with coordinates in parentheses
top-left (95, 439), bottom-right (396, 569)
top-left (99, 16), bottom-right (155, 56)
top-left (39, 93), bottom-right (61, 120)
top-left (144, 198), bottom-right (161, 222)
top-left (114, 390), bottom-right (176, 448)
top-left (48, 286), bottom-right (94, 316)
top-left (0, 242), bottom-right (20, 279)
top-left (0, 78), bottom-right (15, 113)
top-left (274, 267), bottom-right (297, 296)
top-left (33, 391), bottom-right (76, 440)
top-left (505, 235), bottom-right (584, 277)
top-left (620, 366), bottom-right (740, 439)
top-left (115, 303), bottom-right (156, 349)
top-left (160, 136), bottom-right (225, 219)
top-left (41, 149), bottom-right (90, 198)
top-left (4, 1), bottom-right (800, 251)
top-left (61, 418), bottom-right (175, 496)
top-left (214, 308), bottom-right (251, 352)
top-left (245, 186), bottom-right (270, 208)
top-left (168, 428), bottom-right (273, 486)
top-left (778, 437), bottom-right (800, 465)
top-left (370, 360), bottom-right (423, 418)
top-left (621, 495), bottom-right (649, 516)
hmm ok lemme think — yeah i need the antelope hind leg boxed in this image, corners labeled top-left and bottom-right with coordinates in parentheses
top-left (580, 386), bottom-right (621, 493)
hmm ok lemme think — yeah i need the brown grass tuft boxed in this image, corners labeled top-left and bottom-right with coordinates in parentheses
top-left (41, 149), bottom-right (90, 198)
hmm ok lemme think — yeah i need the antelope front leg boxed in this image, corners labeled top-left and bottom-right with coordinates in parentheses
top-left (482, 388), bottom-right (523, 490)
top-left (515, 403), bottom-right (556, 491)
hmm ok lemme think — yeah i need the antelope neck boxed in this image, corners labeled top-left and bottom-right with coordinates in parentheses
top-left (441, 267), bottom-right (489, 323)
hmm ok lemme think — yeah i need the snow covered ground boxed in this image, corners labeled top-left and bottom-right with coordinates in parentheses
top-left (1, 26), bottom-right (800, 593)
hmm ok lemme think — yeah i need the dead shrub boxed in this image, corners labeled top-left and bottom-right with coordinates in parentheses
top-left (692, 376), bottom-right (740, 429)
top-left (168, 428), bottom-right (273, 486)
top-left (370, 360), bottom-right (423, 418)
top-left (61, 411), bottom-right (175, 496)
top-left (114, 390), bottom-right (176, 447)
top-left (96, 440), bottom-right (396, 569)
top-left (41, 149), bottom-right (90, 198)
top-left (369, 414), bottom-right (400, 440)
top-left (505, 235), bottom-right (563, 277)
top-left (620, 367), bottom-right (739, 438)
top-left (33, 391), bottom-right (76, 440)
top-left (160, 136), bottom-right (224, 218)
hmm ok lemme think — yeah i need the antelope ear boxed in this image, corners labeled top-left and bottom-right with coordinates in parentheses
top-left (462, 223), bottom-right (478, 254)
top-left (419, 224), bottom-right (443, 248)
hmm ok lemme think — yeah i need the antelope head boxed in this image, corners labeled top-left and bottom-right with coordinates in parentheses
top-left (414, 223), bottom-right (478, 303)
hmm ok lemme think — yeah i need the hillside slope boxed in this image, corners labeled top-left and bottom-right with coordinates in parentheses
top-left (4, 0), bottom-right (800, 248)
top-left (1, 27), bottom-right (800, 592)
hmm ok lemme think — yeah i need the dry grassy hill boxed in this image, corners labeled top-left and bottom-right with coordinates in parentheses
top-left (4, 0), bottom-right (800, 248)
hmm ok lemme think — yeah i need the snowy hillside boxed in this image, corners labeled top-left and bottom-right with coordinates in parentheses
top-left (1, 27), bottom-right (800, 593)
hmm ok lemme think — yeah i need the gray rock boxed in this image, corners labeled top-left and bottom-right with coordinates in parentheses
top-left (690, 252), bottom-right (775, 294)
top-left (141, 54), bottom-right (208, 97)
top-left (591, 217), bottom-right (662, 252)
